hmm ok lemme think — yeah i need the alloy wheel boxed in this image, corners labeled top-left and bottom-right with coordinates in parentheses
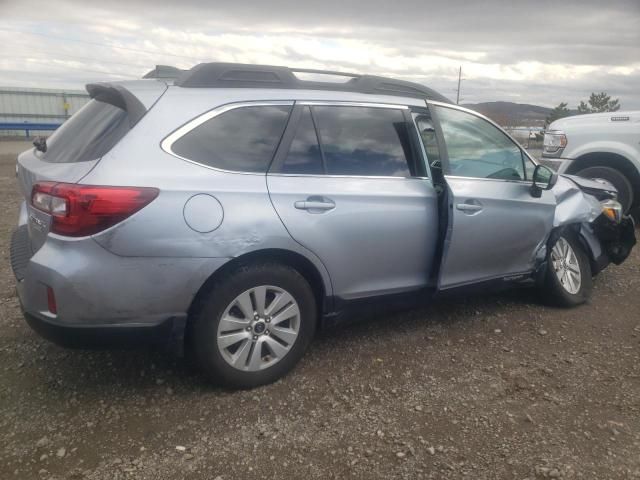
top-left (551, 237), bottom-right (582, 295)
top-left (216, 286), bottom-right (301, 371)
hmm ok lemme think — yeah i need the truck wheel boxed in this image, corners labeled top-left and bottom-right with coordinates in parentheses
top-left (576, 166), bottom-right (634, 213)
top-left (543, 231), bottom-right (592, 307)
top-left (191, 262), bottom-right (317, 388)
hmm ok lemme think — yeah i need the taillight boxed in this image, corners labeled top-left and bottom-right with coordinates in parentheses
top-left (31, 182), bottom-right (159, 237)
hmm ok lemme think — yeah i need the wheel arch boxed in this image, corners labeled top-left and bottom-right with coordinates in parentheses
top-left (541, 223), bottom-right (594, 306)
top-left (546, 223), bottom-right (605, 277)
top-left (187, 248), bottom-right (331, 327)
top-left (566, 152), bottom-right (640, 207)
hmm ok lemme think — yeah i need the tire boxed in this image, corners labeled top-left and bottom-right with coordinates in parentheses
top-left (191, 262), bottom-right (317, 388)
top-left (576, 166), bottom-right (634, 213)
top-left (543, 230), bottom-right (592, 307)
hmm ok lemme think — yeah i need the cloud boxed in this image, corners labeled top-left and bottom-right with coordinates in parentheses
top-left (1, 0), bottom-right (639, 109)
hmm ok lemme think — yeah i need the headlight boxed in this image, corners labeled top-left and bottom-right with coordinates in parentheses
top-left (543, 130), bottom-right (567, 154)
top-left (601, 199), bottom-right (622, 223)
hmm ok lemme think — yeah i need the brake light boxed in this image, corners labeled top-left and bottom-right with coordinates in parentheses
top-left (31, 182), bottom-right (159, 237)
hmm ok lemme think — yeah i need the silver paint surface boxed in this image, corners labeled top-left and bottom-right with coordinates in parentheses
top-left (12, 81), bottom-right (615, 331)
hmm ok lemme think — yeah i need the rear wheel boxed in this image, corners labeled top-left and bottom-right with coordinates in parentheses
top-left (191, 263), bottom-right (317, 388)
top-left (543, 231), bottom-right (592, 307)
top-left (576, 166), bottom-right (634, 213)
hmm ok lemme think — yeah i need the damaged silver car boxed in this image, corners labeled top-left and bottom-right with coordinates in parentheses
top-left (10, 63), bottom-right (636, 388)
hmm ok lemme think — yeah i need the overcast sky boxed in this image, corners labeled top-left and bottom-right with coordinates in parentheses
top-left (1, 0), bottom-right (639, 108)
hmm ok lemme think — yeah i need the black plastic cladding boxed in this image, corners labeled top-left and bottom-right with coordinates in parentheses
top-left (174, 62), bottom-right (452, 103)
top-left (143, 65), bottom-right (186, 79)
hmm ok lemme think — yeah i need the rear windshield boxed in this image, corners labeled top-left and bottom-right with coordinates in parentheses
top-left (41, 99), bottom-right (130, 163)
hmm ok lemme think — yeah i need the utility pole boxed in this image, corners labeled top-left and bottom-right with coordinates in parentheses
top-left (455, 66), bottom-right (462, 105)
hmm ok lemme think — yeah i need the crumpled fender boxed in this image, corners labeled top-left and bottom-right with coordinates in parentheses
top-left (533, 176), bottom-right (608, 279)
top-left (544, 175), bottom-right (635, 274)
top-left (551, 175), bottom-right (603, 227)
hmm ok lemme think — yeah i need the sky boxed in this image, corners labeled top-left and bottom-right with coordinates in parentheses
top-left (1, 0), bottom-right (639, 108)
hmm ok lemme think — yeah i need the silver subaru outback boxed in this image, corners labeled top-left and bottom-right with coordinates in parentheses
top-left (10, 63), bottom-right (636, 388)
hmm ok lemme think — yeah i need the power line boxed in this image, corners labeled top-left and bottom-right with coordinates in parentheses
top-left (0, 55), bottom-right (138, 79)
top-left (0, 27), bottom-right (202, 63)
top-left (2, 42), bottom-right (152, 71)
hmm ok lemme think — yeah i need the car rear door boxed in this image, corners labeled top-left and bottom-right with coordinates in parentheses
top-left (427, 103), bottom-right (556, 289)
top-left (267, 102), bottom-right (439, 300)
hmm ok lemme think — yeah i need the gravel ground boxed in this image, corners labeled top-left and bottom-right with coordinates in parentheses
top-left (1, 141), bottom-right (639, 479)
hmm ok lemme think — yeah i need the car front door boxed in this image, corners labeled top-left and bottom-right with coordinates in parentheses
top-left (427, 103), bottom-right (556, 290)
top-left (267, 102), bottom-right (439, 301)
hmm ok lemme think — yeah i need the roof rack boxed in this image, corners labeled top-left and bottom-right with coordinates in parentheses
top-left (173, 62), bottom-right (451, 103)
top-left (143, 65), bottom-right (186, 80)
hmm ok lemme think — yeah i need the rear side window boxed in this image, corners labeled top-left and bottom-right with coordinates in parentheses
top-left (312, 106), bottom-right (413, 177)
top-left (43, 99), bottom-right (130, 163)
top-left (172, 105), bottom-right (292, 173)
top-left (281, 107), bottom-right (324, 175)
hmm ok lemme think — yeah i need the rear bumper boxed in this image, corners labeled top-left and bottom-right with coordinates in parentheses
top-left (10, 224), bottom-right (229, 350)
top-left (22, 309), bottom-right (184, 349)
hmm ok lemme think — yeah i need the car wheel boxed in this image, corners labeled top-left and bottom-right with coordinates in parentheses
top-left (191, 262), bottom-right (317, 388)
top-left (576, 166), bottom-right (634, 213)
top-left (543, 231), bottom-right (592, 307)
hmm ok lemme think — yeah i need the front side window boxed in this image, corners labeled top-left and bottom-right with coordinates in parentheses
top-left (414, 114), bottom-right (441, 168)
top-left (311, 105), bottom-right (413, 177)
top-left (434, 106), bottom-right (525, 181)
top-left (524, 155), bottom-right (537, 180)
top-left (172, 104), bottom-right (291, 172)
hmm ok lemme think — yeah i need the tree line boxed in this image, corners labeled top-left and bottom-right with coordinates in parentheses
top-left (546, 92), bottom-right (621, 126)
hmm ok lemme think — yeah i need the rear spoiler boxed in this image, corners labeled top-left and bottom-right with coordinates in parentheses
top-left (85, 83), bottom-right (147, 128)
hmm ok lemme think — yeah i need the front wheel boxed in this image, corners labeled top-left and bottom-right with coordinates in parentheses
top-left (543, 231), bottom-right (592, 307)
top-left (191, 263), bottom-right (317, 388)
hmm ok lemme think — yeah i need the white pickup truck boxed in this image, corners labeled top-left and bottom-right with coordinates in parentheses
top-left (542, 111), bottom-right (640, 214)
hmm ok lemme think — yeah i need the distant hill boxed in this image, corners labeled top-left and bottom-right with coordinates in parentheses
top-left (462, 101), bottom-right (552, 127)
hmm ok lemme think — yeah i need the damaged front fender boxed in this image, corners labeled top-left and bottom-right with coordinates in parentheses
top-left (551, 175), bottom-right (603, 228)
top-left (547, 175), bottom-right (636, 273)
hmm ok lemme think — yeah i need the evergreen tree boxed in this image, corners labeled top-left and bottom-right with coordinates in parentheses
top-left (545, 102), bottom-right (572, 126)
top-left (577, 92), bottom-right (621, 113)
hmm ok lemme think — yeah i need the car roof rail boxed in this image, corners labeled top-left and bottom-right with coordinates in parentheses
top-left (143, 65), bottom-right (186, 80)
top-left (173, 62), bottom-right (451, 103)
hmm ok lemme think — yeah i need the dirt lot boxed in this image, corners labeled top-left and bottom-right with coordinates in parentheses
top-left (1, 140), bottom-right (639, 479)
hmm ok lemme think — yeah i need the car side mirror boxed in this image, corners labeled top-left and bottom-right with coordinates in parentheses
top-left (530, 164), bottom-right (558, 198)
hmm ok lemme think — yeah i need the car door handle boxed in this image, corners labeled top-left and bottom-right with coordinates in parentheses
top-left (294, 198), bottom-right (336, 212)
top-left (293, 195), bottom-right (336, 213)
top-left (456, 202), bottom-right (483, 213)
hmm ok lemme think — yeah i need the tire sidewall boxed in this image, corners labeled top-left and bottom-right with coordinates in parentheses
top-left (192, 263), bottom-right (317, 388)
top-left (577, 166), bottom-right (633, 212)
top-left (545, 229), bottom-right (592, 307)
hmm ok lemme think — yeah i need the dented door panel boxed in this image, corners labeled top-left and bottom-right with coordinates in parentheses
top-left (438, 177), bottom-right (556, 289)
